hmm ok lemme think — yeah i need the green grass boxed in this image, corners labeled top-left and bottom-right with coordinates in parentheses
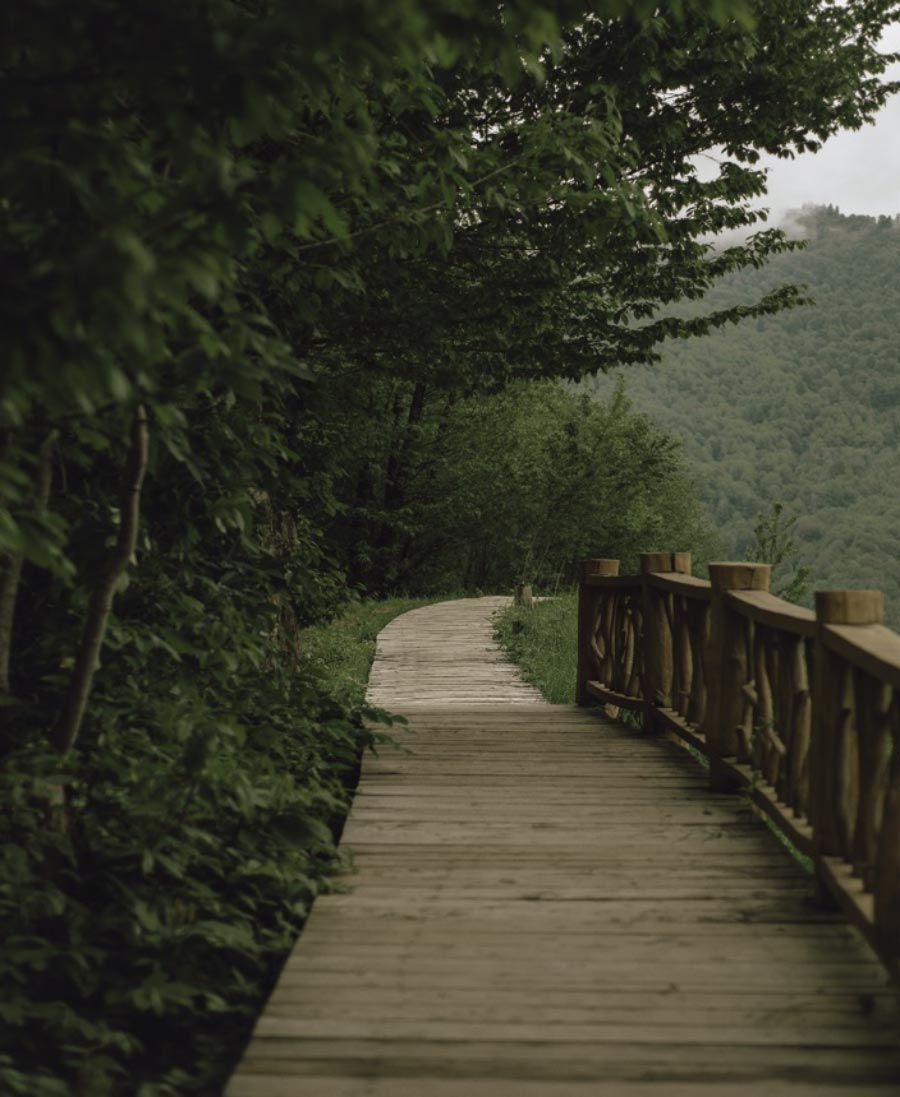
top-left (299, 595), bottom-right (453, 707)
top-left (493, 593), bottom-right (578, 704)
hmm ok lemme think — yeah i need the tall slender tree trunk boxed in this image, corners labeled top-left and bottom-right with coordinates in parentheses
top-left (52, 406), bottom-right (149, 755)
top-left (374, 382), bottom-right (428, 589)
top-left (395, 389), bottom-right (455, 586)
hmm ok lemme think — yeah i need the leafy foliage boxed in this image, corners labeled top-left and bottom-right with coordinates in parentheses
top-left (353, 380), bottom-right (721, 593)
top-left (1, 651), bottom-right (373, 1095)
top-left (745, 502), bottom-right (812, 603)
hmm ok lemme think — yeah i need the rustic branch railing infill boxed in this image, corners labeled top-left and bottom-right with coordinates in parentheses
top-left (576, 553), bottom-right (900, 978)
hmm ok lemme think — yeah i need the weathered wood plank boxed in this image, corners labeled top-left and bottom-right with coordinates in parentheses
top-left (585, 680), bottom-right (644, 708)
top-left (251, 1017), bottom-right (900, 1047)
top-left (236, 1039), bottom-right (900, 1081)
top-left (228, 1080), bottom-right (900, 1097)
top-left (646, 570), bottom-right (713, 600)
top-left (724, 588), bottom-right (816, 636)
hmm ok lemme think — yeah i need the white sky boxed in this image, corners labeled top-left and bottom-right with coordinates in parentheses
top-left (752, 22), bottom-right (900, 220)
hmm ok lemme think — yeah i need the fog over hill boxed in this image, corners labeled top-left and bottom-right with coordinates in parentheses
top-left (587, 206), bottom-right (900, 624)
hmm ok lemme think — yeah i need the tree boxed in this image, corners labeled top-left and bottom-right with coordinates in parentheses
top-left (746, 502), bottom-right (813, 603)
top-left (352, 380), bottom-right (722, 595)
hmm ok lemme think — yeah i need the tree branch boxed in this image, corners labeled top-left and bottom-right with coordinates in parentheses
top-left (293, 158), bottom-right (523, 254)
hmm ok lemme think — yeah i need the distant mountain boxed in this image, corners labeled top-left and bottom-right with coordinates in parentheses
top-left (587, 205), bottom-right (900, 624)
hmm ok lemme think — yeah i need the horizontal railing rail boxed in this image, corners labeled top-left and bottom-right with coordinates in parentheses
top-left (576, 552), bottom-right (900, 980)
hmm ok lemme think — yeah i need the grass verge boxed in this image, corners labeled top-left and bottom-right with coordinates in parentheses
top-left (493, 593), bottom-right (578, 704)
top-left (299, 595), bottom-right (451, 707)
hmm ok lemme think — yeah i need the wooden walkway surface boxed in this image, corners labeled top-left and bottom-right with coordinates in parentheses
top-left (227, 597), bottom-right (900, 1096)
top-left (365, 596), bottom-right (544, 707)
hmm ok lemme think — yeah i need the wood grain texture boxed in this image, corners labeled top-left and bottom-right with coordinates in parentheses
top-left (646, 571), bottom-right (712, 599)
top-left (724, 589), bottom-right (816, 637)
top-left (226, 597), bottom-right (900, 1096)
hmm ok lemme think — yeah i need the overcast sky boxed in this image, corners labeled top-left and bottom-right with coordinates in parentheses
top-left (752, 22), bottom-right (900, 222)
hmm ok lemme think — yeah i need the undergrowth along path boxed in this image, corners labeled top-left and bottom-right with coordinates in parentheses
top-left (227, 597), bottom-right (900, 1096)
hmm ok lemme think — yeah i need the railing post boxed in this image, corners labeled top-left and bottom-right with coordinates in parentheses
top-left (640, 552), bottom-right (690, 731)
top-left (875, 708), bottom-right (900, 973)
top-left (811, 590), bottom-right (884, 861)
top-left (704, 562), bottom-right (771, 791)
top-left (576, 559), bottom-right (619, 706)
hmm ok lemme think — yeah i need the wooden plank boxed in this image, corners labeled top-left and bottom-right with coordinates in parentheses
top-left (265, 981), bottom-right (900, 1008)
top-left (652, 704), bottom-right (710, 755)
top-left (647, 571), bottom-right (712, 600)
top-left (264, 1004), bottom-right (900, 1029)
top-left (278, 940), bottom-right (884, 966)
top-left (724, 589), bottom-right (816, 637)
top-left (236, 1039), bottom-right (900, 1081)
top-left (262, 1000), bottom-right (900, 1030)
top-left (292, 893), bottom-right (849, 928)
top-left (583, 574), bottom-right (642, 589)
top-left (817, 854), bottom-right (886, 966)
top-left (585, 680), bottom-right (644, 710)
top-left (251, 1017), bottom-right (900, 1047)
top-left (822, 622), bottom-right (900, 689)
top-left (746, 778), bottom-right (815, 858)
top-left (228, 1079), bottom-right (900, 1097)
top-left (707, 756), bottom-right (817, 858)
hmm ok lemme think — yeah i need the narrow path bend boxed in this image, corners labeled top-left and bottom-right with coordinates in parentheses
top-left (228, 597), bottom-right (900, 1096)
top-left (365, 596), bottom-right (544, 707)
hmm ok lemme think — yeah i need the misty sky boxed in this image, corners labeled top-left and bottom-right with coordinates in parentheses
top-left (753, 22), bottom-right (900, 222)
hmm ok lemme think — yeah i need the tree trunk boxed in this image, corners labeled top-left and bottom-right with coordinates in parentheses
top-left (374, 382), bottom-right (428, 589)
top-left (52, 407), bottom-right (149, 755)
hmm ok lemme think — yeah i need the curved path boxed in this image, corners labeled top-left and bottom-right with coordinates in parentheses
top-left (365, 596), bottom-right (544, 707)
top-left (228, 598), bottom-right (900, 1096)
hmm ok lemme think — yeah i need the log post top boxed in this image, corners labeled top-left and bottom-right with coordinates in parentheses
top-left (707, 561), bottom-right (771, 592)
top-left (815, 589), bottom-right (884, 626)
top-left (582, 559), bottom-right (620, 580)
top-left (640, 551), bottom-right (692, 575)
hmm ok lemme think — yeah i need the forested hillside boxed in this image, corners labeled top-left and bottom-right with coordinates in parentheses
top-left (586, 206), bottom-right (900, 623)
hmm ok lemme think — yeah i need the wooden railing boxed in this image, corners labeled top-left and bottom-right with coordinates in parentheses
top-left (576, 553), bottom-right (900, 979)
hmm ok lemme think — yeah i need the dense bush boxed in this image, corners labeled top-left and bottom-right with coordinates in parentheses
top-left (357, 380), bottom-right (722, 593)
top-left (2, 677), bottom-right (372, 1095)
top-left (0, 454), bottom-right (378, 1093)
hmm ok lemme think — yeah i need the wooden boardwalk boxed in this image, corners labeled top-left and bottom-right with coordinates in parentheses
top-left (227, 597), bottom-right (900, 1096)
top-left (365, 596), bottom-right (544, 707)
